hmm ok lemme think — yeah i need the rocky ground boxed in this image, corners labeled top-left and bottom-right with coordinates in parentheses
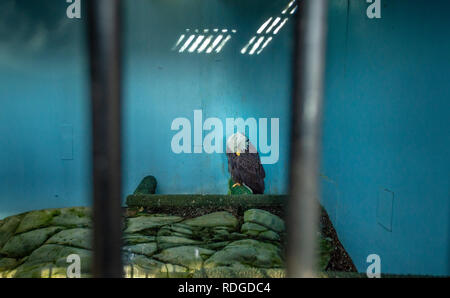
top-left (137, 204), bottom-right (356, 272)
top-left (0, 206), bottom-right (353, 278)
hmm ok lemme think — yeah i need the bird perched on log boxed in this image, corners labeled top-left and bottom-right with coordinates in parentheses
top-left (226, 132), bottom-right (265, 194)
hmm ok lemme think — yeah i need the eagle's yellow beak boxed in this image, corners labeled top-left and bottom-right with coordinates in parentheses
top-left (236, 151), bottom-right (240, 156)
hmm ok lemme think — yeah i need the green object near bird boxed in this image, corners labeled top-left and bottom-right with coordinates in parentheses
top-left (228, 178), bottom-right (253, 195)
top-left (134, 176), bottom-right (157, 195)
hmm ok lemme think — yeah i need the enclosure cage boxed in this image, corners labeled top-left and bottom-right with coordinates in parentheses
top-left (0, 0), bottom-right (449, 279)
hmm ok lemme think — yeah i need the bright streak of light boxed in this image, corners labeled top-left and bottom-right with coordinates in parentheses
top-left (232, 29), bottom-right (237, 33)
top-left (290, 5), bottom-right (298, 14)
top-left (215, 35), bottom-right (231, 53)
top-left (266, 17), bottom-right (281, 33)
top-left (282, 0), bottom-right (296, 14)
top-left (172, 34), bottom-right (185, 50)
top-left (206, 35), bottom-right (223, 53)
top-left (188, 35), bottom-right (205, 52)
top-left (273, 18), bottom-right (288, 34)
top-left (240, 36), bottom-right (256, 54)
top-left (257, 36), bottom-right (272, 54)
top-left (179, 35), bottom-right (196, 52)
top-left (197, 35), bottom-right (213, 53)
top-left (257, 17), bottom-right (273, 34)
top-left (222, 29), bottom-right (228, 33)
top-left (249, 36), bottom-right (265, 55)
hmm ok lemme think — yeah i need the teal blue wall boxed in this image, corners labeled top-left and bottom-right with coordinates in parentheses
top-left (0, 0), bottom-right (91, 219)
top-left (123, 0), bottom-right (294, 195)
top-left (0, 0), bottom-right (293, 219)
top-left (321, 0), bottom-right (450, 276)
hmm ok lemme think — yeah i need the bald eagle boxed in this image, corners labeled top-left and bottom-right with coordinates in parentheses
top-left (226, 133), bottom-right (265, 194)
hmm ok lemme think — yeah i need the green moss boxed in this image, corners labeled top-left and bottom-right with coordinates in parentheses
top-left (123, 234), bottom-right (156, 245)
top-left (204, 239), bottom-right (284, 269)
top-left (0, 214), bottom-right (23, 248)
top-left (15, 210), bottom-right (55, 234)
top-left (1, 227), bottom-right (64, 258)
top-left (50, 210), bottom-right (61, 217)
top-left (318, 234), bottom-right (333, 271)
top-left (46, 228), bottom-right (92, 250)
top-left (0, 205), bottom-right (363, 278)
top-left (0, 257), bottom-right (22, 272)
top-left (123, 243), bottom-right (158, 257)
top-left (134, 176), bottom-right (157, 195)
top-left (157, 236), bottom-right (203, 250)
top-left (194, 266), bottom-right (286, 278)
top-left (153, 246), bottom-right (215, 270)
top-left (244, 209), bottom-right (285, 233)
top-left (127, 194), bottom-right (286, 208)
top-left (125, 214), bottom-right (183, 234)
top-left (67, 208), bottom-right (85, 218)
top-left (182, 212), bottom-right (238, 229)
top-left (51, 207), bottom-right (92, 228)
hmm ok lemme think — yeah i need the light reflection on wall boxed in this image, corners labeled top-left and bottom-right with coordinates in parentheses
top-left (241, 0), bottom-right (297, 55)
top-left (172, 28), bottom-right (236, 54)
top-left (171, 0), bottom-right (298, 56)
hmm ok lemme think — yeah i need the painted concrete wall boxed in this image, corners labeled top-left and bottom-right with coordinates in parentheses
top-left (0, 0), bottom-right (91, 219)
top-left (321, 0), bottom-right (450, 276)
top-left (122, 0), bottom-right (294, 196)
top-left (0, 0), bottom-right (293, 219)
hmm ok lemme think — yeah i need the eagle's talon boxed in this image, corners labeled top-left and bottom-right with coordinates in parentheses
top-left (232, 183), bottom-right (241, 188)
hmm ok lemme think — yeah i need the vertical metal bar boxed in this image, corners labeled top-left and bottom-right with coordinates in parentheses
top-left (88, 0), bottom-right (123, 278)
top-left (287, 0), bottom-right (328, 278)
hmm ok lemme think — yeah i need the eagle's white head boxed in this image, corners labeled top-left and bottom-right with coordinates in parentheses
top-left (226, 132), bottom-right (248, 155)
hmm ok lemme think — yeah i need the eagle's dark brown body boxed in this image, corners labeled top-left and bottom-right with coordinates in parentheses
top-left (227, 143), bottom-right (265, 194)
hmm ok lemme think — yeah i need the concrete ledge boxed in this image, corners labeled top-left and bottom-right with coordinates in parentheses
top-left (126, 194), bottom-right (287, 208)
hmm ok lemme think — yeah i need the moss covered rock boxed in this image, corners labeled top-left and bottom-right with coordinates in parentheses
top-left (244, 209), bottom-right (285, 233)
top-left (241, 222), bottom-right (280, 241)
top-left (51, 207), bottom-right (91, 228)
top-left (124, 214), bottom-right (183, 234)
top-left (1, 227), bottom-right (64, 258)
top-left (134, 176), bottom-right (157, 195)
top-left (0, 258), bottom-right (23, 274)
top-left (123, 234), bottom-right (156, 245)
top-left (123, 243), bottom-right (158, 257)
top-left (0, 205), bottom-right (335, 278)
top-left (182, 211), bottom-right (238, 229)
top-left (0, 215), bottom-right (23, 248)
top-left (157, 236), bottom-right (203, 250)
top-left (46, 228), bottom-right (92, 250)
top-left (194, 266), bottom-right (285, 278)
top-left (5, 262), bottom-right (67, 278)
top-left (204, 239), bottom-right (284, 269)
top-left (123, 255), bottom-right (167, 278)
top-left (157, 223), bottom-right (194, 238)
top-left (14, 207), bottom-right (91, 235)
top-left (153, 246), bottom-right (214, 270)
top-left (5, 244), bottom-right (92, 278)
top-left (319, 233), bottom-right (333, 270)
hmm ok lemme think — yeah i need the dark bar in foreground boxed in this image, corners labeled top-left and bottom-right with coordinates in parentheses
top-left (88, 0), bottom-right (123, 278)
top-left (287, 0), bottom-right (328, 277)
